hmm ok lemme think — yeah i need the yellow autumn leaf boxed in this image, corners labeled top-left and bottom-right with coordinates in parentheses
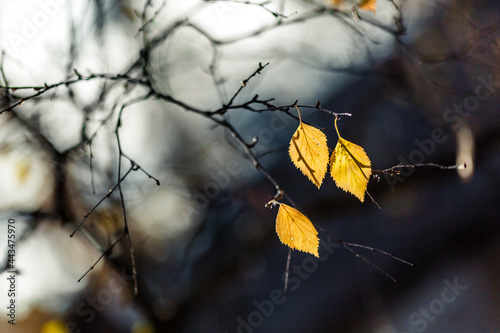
top-left (330, 117), bottom-right (371, 202)
top-left (289, 107), bottom-right (329, 189)
top-left (275, 203), bottom-right (319, 257)
top-left (359, 0), bottom-right (376, 12)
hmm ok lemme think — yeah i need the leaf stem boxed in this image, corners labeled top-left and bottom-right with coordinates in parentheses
top-left (334, 116), bottom-right (341, 138)
top-left (294, 105), bottom-right (302, 124)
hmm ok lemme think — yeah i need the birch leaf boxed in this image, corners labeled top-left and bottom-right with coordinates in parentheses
top-left (330, 118), bottom-right (371, 202)
top-left (275, 203), bottom-right (319, 257)
top-left (289, 108), bottom-right (329, 188)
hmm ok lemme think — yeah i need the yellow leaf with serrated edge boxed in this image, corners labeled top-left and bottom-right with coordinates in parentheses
top-left (330, 118), bottom-right (371, 202)
top-left (289, 107), bottom-right (329, 189)
top-left (359, 0), bottom-right (376, 12)
top-left (275, 203), bottom-right (319, 257)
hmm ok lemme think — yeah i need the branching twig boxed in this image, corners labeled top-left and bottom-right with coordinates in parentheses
top-left (315, 225), bottom-right (404, 283)
top-left (373, 162), bottom-right (466, 177)
top-left (226, 62), bottom-right (269, 107)
top-left (78, 234), bottom-right (124, 283)
top-left (0, 73), bottom-right (147, 115)
top-left (136, 1), bottom-right (167, 36)
top-left (0, 0), bottom-right (481, 298)
top-left (341, 241), bottom-right (415, 267)
top-left (70, 164), bottom-right (136, 238)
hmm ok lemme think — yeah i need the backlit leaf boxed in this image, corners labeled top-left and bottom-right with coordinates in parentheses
top-left (330, 118), bottom-right (371, 202)
top-left (275, 203), bottom-right (319, 257)
top-left (289, 107), bottom-right (329, 188)
top-left (359, 0), bottom-right (376, 12)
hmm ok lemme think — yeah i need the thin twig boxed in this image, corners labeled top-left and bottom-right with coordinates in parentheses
top-left (226, 62), bottom-right (269, 108)
top-left (316, 225), bottom-right (400, 282)
top-left (70, 164), bottom-right (136, 238)
top-left (78, 234), bottom-right (124, 282)
top-left (373, 162), bottom-right (466, 176)
top-left (204, 0), bottom-right (288, 19)
top-left (341, 241), bottom-right (415, 267)
top-left (284, 248), bottom-right (292, 293)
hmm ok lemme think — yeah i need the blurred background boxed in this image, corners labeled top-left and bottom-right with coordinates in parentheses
top-left (0, 0), bottom-right (499, 332)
